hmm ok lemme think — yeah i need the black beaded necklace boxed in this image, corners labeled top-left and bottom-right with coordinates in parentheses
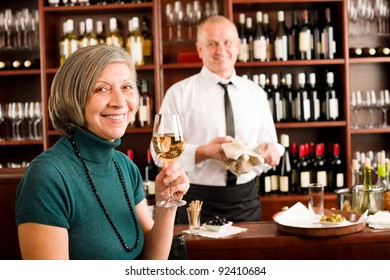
top-left (68, 137), bottom-right (140, 253)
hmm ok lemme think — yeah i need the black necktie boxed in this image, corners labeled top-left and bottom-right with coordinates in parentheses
top-left (219, 82), bottom-right (236, 185)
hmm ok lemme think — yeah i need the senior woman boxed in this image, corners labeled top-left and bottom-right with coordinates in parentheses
top-left (15, 44), bottom-right (189, 260)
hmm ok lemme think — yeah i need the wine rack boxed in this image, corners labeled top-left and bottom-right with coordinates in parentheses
top-left (0, 0), bottom-right (389, 195)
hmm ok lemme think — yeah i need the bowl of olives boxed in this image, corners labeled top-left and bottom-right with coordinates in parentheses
top-left (202, 216), bottom-right (233, 232)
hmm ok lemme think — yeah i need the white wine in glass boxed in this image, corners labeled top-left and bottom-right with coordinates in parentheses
top-left (152, 113), bottom-right (186, 207)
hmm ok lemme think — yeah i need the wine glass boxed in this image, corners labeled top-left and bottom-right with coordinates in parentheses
top-left (152, 113), bottom-right (186, 207)
top-left (165, 3), bottom-right (174, 41)
top-left (378, 89), bottom-right (390, 127)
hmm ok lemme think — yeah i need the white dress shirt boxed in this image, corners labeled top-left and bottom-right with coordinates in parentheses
top-left (151, 66), bottom-right (284, 186)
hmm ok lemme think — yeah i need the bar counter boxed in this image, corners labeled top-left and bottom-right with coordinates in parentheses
top-left (174, 222), bottom-right (390, 260)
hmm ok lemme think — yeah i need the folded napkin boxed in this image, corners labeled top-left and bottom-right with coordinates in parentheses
top-left (367, 211), bottom-right (390, 229)
top-left (221, 140), bottom-right (264, 176)
top-left (183, 225), bottom-right (247, 238)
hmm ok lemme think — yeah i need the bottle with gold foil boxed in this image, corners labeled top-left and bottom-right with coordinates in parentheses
top-left (59, 19), bottom-right (78, 65)
top-left (106, 17), bottom-right (124, 47)
top-left (355, 158), bottom-right (383, 215)
top-left (141, 16), bottom-right (153, 64)
top-left (374, 153), bottom-right (388, 209)
top-left (125, 17), bottom-right (144, 66)
top-left (385, 160), bottom-right (390, 210)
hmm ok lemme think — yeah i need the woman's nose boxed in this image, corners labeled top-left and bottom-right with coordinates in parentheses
top-left (110, 88), bottom-right (127, 107)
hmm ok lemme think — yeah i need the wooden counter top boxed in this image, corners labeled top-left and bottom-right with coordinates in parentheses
top-left (174, 222), bottom-right (390, 260)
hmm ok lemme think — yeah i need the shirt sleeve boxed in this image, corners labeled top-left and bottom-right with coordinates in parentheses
top-left (15, 160), bottom-right (72, 229)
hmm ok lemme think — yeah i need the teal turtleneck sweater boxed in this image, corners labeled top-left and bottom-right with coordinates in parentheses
top-left (16, 129), bottom-right (145, 260)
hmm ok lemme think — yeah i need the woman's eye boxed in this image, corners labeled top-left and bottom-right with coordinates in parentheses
top-left (95, 86), bottom-right (108, 93)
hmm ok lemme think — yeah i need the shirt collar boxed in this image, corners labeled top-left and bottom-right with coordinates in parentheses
top-left (200, 66), bottom-right (239, 89)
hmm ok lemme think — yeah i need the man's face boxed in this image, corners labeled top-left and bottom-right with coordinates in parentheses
top-left (196, 21), bottom-right (240, 79)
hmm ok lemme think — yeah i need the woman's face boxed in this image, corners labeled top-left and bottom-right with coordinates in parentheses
top-left (84, 62), bottom-right (138, 141)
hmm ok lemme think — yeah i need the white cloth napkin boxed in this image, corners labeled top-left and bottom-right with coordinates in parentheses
top-left (367, 211), bottom-right (390, 229)
top-left (183, 225), bottom-right (247, 238)
top-left (221, 140), bottom-right (264, 176)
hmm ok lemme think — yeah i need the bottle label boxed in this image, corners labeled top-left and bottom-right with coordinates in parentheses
top-left (138, 105), bottom-right (148, 122)
top-left (274, 36), bottom-right (288, 61)
top-left (239, 44), bottom-right (249, 62)
top-left (329, 98), bottom-right (339, 120)
top-left (264, 176), bottom-right (271, 193)
top-left (271, 175), bottom-right (279, 191)
top-left (336, 173), bottom-right (344, 188)
top-left (279, 176), bottom-right (289, 192)
top-left (253, 38), bottom-right (266, 61)
top-left (300, 171), bottom-right (310, 188)
top-left (317, 171), bottom-right (327, 186)
top-left (303, 99), bottom-right (311, 121)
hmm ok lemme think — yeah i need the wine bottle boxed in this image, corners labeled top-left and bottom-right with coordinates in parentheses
top-left (279, 73), bottom-right (293, 122)
top-left (106, 17), bottom-right (124, 47)
top-left (349, 47), bottom-right (363, 57)
top-left (96, 20), bottom-right (106, 44)
top-left (351, 158), bottom-right (360, 186)
top-left (308, 72), bottom-right (320, 121)
top-left (59, 19), bottom-right (78, 65)
top-left (0, 60), bottom-right (11, 70)
top-left (321, 8), bottom-right (335, 59)
top-left (385, 160), bottom-right (390, 210)
top-left (23, 59), bottom-right (40, 69)
top-left (298, 9), bottom-right (312, 60)
top-left (144, 148), bottom-right (158, 199)
top-left (357, 158), bottom-right (375, 214)
top-left (288, 11), bottom-right (299, 60)
top-left (298, 143), bottom-right (310, 194)
top-left (261, 168), bottom-right (272, 195)
top-left (290, 142), bottom-right (299, 193)
top-left (374, 152), bottom-right (387, 191)
top-left (314, 143), bottom-right (327, 189)
top-left (126, 17), bottom-right (144, 66)
top-left (245, 16), bottom-right (254, 62)
top-left (274, 11), bottom-right (289, 61)
top-left (79, 18), bottom-right (98, 48)
top-left (362, 47), bottom-right (376, 57)
top-left (295, 72), bottom-right (310, 121)
top-left (279, 134), bottom-right (292, 194)
top-left (311, 10), bottom-right (321, 59)
top-left (238, 13), bottom-right (249, 63)
top-left (137, 79), bottom-right (153, 127)
top-left (328, 143), bottom-right (344, 191)
top-left (78, 21), bottom-right (86, 49)
top-left (141, 16), bottom-right (153, 64)
top-left (270, 165), bottom-right (280, 194)
top-left (323, 71), bottom-right (339, 120)
top-left (270, 73), bottom-right (281, 122)
top-left (375, 46), bottom-right (390, 57)
top-left (263, 13), bottom-right (274, 62)
top-left (253, 11), bottom-right (267, 62)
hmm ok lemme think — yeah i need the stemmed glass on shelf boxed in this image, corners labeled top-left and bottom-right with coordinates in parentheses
top-left (351, 90), bottom-right (363, 129)
top-left (378, 89), bottom-right (390, 128)
top-left (173, 1), bottom-right (184, 42)
top-left (165, 3), bottom-right (174, 41)
top-left (152, 113), bottom-right (186, 208)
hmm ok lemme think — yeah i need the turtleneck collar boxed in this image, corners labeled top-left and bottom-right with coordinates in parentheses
top-left (68, 128), bottom-right (121, 163)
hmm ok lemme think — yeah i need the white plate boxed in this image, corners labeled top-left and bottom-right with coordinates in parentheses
top-left (319, 220), bottom-right (347, 227)
top-left (202, 221), bottom-right (233, 232)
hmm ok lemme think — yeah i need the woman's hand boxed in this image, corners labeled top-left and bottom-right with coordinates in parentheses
top-left (154, 161), bottom-right (189, 202)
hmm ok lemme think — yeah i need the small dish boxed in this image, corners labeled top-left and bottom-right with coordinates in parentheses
top-left (202, 221), bottom-right (233, 232)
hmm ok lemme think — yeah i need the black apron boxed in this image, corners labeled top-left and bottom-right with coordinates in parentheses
top-left (176, 179), bottom-right (261, 224)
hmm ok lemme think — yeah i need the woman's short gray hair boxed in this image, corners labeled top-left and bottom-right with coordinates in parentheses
top-left (49, 44), bottom-right (137, 136)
